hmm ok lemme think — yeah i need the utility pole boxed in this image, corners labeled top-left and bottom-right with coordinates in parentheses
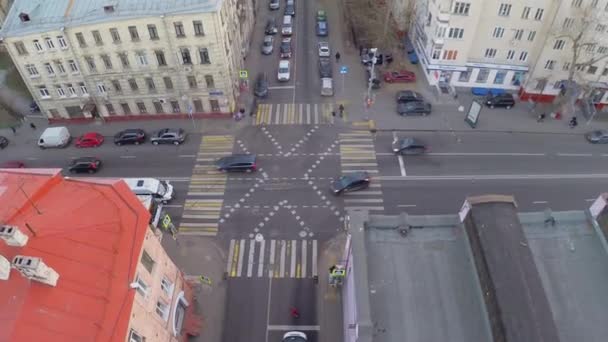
top-left (365, 48), bottom-right (378, 121)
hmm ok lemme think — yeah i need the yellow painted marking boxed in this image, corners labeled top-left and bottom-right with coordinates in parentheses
top-left (296, 264), bottom-right (301, 278)
top-left (231, 242), bottom-right (240, 277)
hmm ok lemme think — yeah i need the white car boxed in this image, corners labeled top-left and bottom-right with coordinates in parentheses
top-left (277, 60), bottom-right (290, 81)
top-left (282, 331), bottom-right (307, 342)
top-left (318, 42), bottom-right (330, 57)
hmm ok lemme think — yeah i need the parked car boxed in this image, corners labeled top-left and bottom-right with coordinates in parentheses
top-left (396, 90), bottom-right (423, 103)
top-left (384, 70), bottom-right (416, 83)
top-left (38, 126), bottom-right (71, 149)
top-left (150, 128), bottom-right (186, 145)
top-left (254, 73), bottom-right (269, 98)
top-left (392, 138), bottom-right (427, 155)
top-left (114, 129), bottom-right (146, 145)
top-left (75, 132), bottom-right (104, 148)
top-left (316, 20), bottom-right (328, 36)
top-left (321, 77), bottom-right (334, 97)
top-left (331, 172), bottom-right (370, 195)
top-left (360, 48), bottom-right (393, 65)
top-left (0, 136), bottom-right (8, 149)
top-left (0, 160), bottom-right (25, 168)
top-left (285, 3), bottom-right (295, 16)
top-left (397, 101), bottom-right (432, 116)
top-left (68, 157), bottom-right (102, 174)
top-left (586, 130), bottom-right (608, 144)
top-left (316, 10), bottom-right (327, 21)
top-left (281, 15), bottom-right (293, 36)
top-left (280, 37), bottom-right (293, 58)
top-left (318, 41), bottom-right (330, 57)
top-left (265, 18), bottom-right (278, 35)
top-left (366, 69), bottom-right (381, 89)
top-left (261, 35), bottom-right (274, 55)
top-left (215, 154), bottom-right (257, 172)
top-left (278, 60), bottom-right (291, 81)
top-left (283, 331), bottom-right (307, 342)
top-left (318, 57), bottom-right (332, 78)
top-left (269, 0), bottom-right (280, 10)
top-left (485, 93), bottom-right (515, 109)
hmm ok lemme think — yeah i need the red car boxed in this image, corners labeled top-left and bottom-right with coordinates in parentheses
top-left (383, 70), bottom-right (416, 83)
top-left (75, 132), bottom-right (104, 148)
top-left (0, 161), bottom-right (25, 168)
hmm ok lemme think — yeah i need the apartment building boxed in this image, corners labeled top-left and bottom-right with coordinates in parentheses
top-left (0, 0), bottom-right (254, 120)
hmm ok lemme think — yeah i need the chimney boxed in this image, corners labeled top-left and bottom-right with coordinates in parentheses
top-left (0, 225), bottom-right (29, 247)
top-left (18, 13), bottom-right (30, 22)
top-left (11, 255), bottom-right (59, 287)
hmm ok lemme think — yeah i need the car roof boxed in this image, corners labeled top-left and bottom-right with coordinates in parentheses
top-left (343, 171), bottom-right (369, 181)
top-left (279, 60), bottom-right (290, 67)
top-left (282, 37), bottom-right (292, 42)
top-left (72, 156), bottom-right (98, 163)
top-left (218, 154), bottom-right (256, 164)
top-left (264, 35), bottom-right (273, 41)
top-left (397, 90), bottom-right (418, 97)
top-left (318, 41), bottom-right (328, 47)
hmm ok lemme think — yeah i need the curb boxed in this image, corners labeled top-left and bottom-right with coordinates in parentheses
top-left (47, 112), bottom-right (232, 125)
top-left (372, 127), bottom-right (585, 136)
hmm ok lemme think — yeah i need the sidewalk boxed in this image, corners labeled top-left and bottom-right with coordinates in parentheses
top-left (317, 233), bottom-right (347, 342)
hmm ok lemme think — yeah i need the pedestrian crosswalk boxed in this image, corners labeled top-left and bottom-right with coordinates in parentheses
top-left (255, 103), bottom-right (346, 125)
top-left (179, 135), bottom-right (234, 236)
top-left (226, 239), bottom-right (318, 279)
top-left (339, 131), bottom-right (385, 213)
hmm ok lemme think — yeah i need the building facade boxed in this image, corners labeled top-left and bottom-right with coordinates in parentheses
top-left (0, 0), bottom-right (13, 28)
top-left (0, 0), bottom-right (254, 120)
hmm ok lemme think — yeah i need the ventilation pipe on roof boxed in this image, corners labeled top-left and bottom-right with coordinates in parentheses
top-left (0, 225), bottom-right (29, 247)
top-left (11, 255), bottom-right (59, 287)
top-left (104, 5), bottom-right (115, 13)
top-left (18, 13), bottom-right (30, 22)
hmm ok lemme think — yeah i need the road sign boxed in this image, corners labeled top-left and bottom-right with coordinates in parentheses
top-left (239, 70), bottom-right (248, 79)
top-left (340, 66), bottom-right (348, 74)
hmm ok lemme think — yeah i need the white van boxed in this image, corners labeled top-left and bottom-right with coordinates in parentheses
top-left (321, 78), bottom-right (334, 96)
top-left (123, 178), bottom-right (174, 203)
top-left (37, 126), bottom-right (71, 149)
top-left (281, 15), bottom-right (292, 36)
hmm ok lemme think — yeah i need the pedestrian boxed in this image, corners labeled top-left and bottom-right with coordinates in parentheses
top-left (29, 122), bottom-right (36, 130)
top-left (335, 52), bottom-right (341, 62)
top-left (290, 307), bottom-right (300, 318)
top-left (331, 110), bottom-right (336, 117)
top-left (569, 116), bottom-right (578, 128)
top-left (10, 126), bottom-right (16, 135)
top-left (338, 104), bottom-right (345, 117)
top-left (537, 113), bottom-right (546, 122)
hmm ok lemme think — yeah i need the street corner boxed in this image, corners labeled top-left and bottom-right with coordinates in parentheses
top-left (169, 236), bottom-right (228, 278)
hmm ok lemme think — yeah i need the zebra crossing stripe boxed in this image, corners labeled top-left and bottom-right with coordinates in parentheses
top-left (237, 239), bottom-right (245, 277)
top-left (258, 239), bottom-right (266, 278)
top-left (269, 240), bottom-right (276, 278)
top-left (312, 240), bottom-right (318, 277)
top-left (290, 239), bottom-right (297, 278)
top-left (247, 239), bottom-right (255, 278)
top-left (280, 240), bottom-right (286, 278)
top-left (301, 240), bottom-right (307, 278)
top-left (227, 239), bottom-right (236, 274)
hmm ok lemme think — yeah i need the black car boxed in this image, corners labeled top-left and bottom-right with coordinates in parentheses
top-left (265, 19), bottom-right (278, 35)
top-left (254, 73), bottom-right (269, 98)
top-left (216, 154), bottom-right (257, 172)
top-left (285, 3), bottom-right (295, 16)
top-left (485, 93), bottom-right (515, 109)
top-left (586, 130), bottom-right (608, 144)
top-left (68, 157), bottom-right (101, 174)
top-left (280, 38), bottom-right (292, 58)
top-left (114, 129), bottom-right (146, 145)
top-left (150, 128), bottom-right (186, 145)
top-left (331, 172), bottom-right (371, 195)
top-left (318, 57), bottom-right (332, 78)
top-left (366, 69), bottom-right (381, 89)
top-left (0, 136), bottom-right (8, 149)
top-left (397, 101), bottom-right (432, 116)
top-left (392, 138), bottom-right (427, 155)
top-left (396, 90), bottom-right (423, 103)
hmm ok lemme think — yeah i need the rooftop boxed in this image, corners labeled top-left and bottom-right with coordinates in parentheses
top-left (1, 0), bottom-right (222, 38)
top-left (0, 169), bottom-right (150, 341)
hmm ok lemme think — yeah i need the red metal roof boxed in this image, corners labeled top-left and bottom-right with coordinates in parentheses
top-left (0, 169), bottom-right (151, 341)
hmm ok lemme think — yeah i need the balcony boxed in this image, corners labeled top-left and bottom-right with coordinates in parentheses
top-left (436, 11), bottom-right (450, 23)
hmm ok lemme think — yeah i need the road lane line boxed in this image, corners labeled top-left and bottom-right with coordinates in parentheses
top-left (237, 239), bottom-right (245, 277)
top-left (267, 325), bottom-right (320, 331)
top-left (279, 240), bottom-right (286, 278)
top-left (398, 155), bottom-right (406, 176)
top-left (312, 240), bottom-right (318, 277)
top-left (397, 204), bottom-right (417, 208)
top-left (290, 239), bottom-right (297, 278)
top-left (227, 239), bottom-right (236, 274)
top-left (120, 155), bottom-right (136, 159)
top-left (267, 85), bottom-right (295, 89)
top-left (162, 204), bottom-right (183, 208)
top-left (344, 198), bottom-right (384, 203)
top-left (269, 240), bottom-right (276, 278)
top-left (247, 239), bottom-right (255, 277)
top-left (26, 157), bottom-right (38, 160)
top-left (178, 154), bottom-right (196, 158)
top-left (428, 152), bottom-right (546, 156)
top-left (301, 240), bottom-right (307, 278)
top-left (377, 174), bottom-right (608, 181)
top-left (556, 153), bottom-right (593, 157)
top-left (532, 201), bottom-right (548, 204)
top-left (258, 239), bottom-right (266, 278)
top-left (586, 198), bottom-right (596, 201)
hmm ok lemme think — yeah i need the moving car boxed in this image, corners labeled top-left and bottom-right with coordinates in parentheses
top-left (0, 160), bottom-right (25, 168)
top-left (215, 154), bottom-right (257, 172)
top-left (392, 138), bottom-right (427, 155)
top-left (261, 35), bottom-right (274, 55)
top-left (283, 331), bottom-right (307, 342)
top-left (75, 132), bottom-right (104, 148)
top-left (331, 172), bottom-right (371, 195)
top-left (254, 73), bottom-right (269, 98)
top-left (321, 77), bottom-right (334, 96)
top-left (586, 129), bottom-right (608, 144)
top-left (384, 70), bottom-right (416, 83)
top-left (68, 157), bottom-right (101, 174)
top-left (485, 93), bottom-right (515, 109)
top-left (269, 0), bottom-right (279, 10)
top-left (38, 126), bottom-right (71, 149)
top-left (366, 68), bottom-right (381, 89)
top-left (396, 90), bottom-right (423, 103)
top-left (114, 128), bottom-right (146, 145)
top-left (316, 10), bottom-right (327, 21)
top-left (318, 42), bottom-right (330, 57)
top-left (265, 18), bottom-right (278, 35)
top-left (278, 60), bottom-right (291, 81)
top-left (280, 37), bottom-right (293, 58)
top-left (318, 57), bottom-right (332, 78)
top-left (150, 128), bottom-right (186, 145)
top-left (397, 101), bottom-right (432, 116)
top-left (0, 136), bottom-right (8, 149)
top-left (316, 20), bottom-right (328, 37)
top-left (123, 177), bottom-right (174, 203)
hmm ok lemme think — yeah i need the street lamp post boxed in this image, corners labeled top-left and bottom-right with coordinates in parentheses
top-left (365, 48), bottom-right (378, 121)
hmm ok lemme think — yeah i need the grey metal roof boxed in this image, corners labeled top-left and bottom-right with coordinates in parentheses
top-left (1, 0), bottom-right (222, 37)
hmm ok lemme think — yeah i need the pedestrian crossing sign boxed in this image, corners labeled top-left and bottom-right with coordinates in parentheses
top-left (239, 70), bottom-right (248, 79)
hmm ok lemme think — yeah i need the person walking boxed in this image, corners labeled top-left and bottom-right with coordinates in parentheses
top-left (29, 122), bottom-right (36, 130)
top-left (569, 116), bottom-right (578, 128)
top-left (335, 52), bottom-right (341, 62)
top-left (10, 126), bottom-right (16, 135)
top-left (290, 307), bottom-right (300, 318)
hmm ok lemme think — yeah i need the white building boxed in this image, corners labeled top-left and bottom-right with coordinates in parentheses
top-left (0, 0), bottom-right (254, 120)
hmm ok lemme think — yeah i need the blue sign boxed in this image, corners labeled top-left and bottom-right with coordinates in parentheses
top-left (340, 66), bottom-right (348, 74)
top-left (209, 90), bottom-right (224, 96)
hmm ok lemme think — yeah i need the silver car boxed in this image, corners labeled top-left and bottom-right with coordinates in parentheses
top-left (261, 35), bottom-right (274, 55)
top-left (318, 42), bottom-right (330, 57)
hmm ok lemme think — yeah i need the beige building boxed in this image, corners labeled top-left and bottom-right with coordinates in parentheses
top-left (0, 0), bottom-right (254, 120)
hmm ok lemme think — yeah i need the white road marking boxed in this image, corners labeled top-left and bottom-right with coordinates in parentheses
top-left (258, 239), bottom-right (266, 278)
top-left (26, 157), bottom-right (38, 160)
top-left (290, 239), bottom-right (297, 278)
top-left (397, 154), bottom-right (406, 176)
top-left (301, 240), bottom-right (307, 278)
top-left (267, 85), bottom-right (296, 89)
top-left (162, 204), bottom-right (183, 208)
top-left (345, 191), bottom-right (383, 195)
top-left (237, 239), bottom-right (246, 277)
top-left (345, 206), bottom-right (385, 211)
top-left (397, 204), bottom-right (417, 208)
top-left (586, 198), bottom-right (596, 202)
top-left (377, 174), bottom-right (608, 181)
top-left (247, 239), bottom-right (255, 277)
top-left (267, 325), bottom-right (321, 331)
top-left (226, 239), bottom-right (236, 274)
top-left (344, 198), bottom-right (384, 203)
top-left (556, 153), bottom-right (593, 157)
top-left (120, 155), bottom-right (136, 159)
top-left (269, 240), bottom-right (276, 277)
top-left (312, 240), bottom-right (318, 277)
top-left (279, 240), bottom-right (286, 277)
top-left (532, 201), bottom-right (548, 204)
top-left (178, 154), bottom-right (196, 158)
top-left (428, 152), bottom-right (546, 156)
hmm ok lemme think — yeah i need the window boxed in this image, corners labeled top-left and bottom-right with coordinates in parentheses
top-left (545, 60), bottom-right (556, 70)
top-left (57, 36), bottom-right (67, 49)
top-left (67, 83), bottom-right (76, 96)
top-left (431, 49), bottom-right (441, 59)
top-left (136, 52), bottom-right (148, 66)
top-left (513, 29), bottom-right (523, 40)
top-left (459, 68), bottom-right (472, 82)
top-left (128, 78), bottom-right (139, 91)
top-left (188, 75), bottom-right (198, 88)
top-left (85, 56), bottom-right (96, 71)
top-left (535, 79), bottom-right (547, 91)
top-left (193, 20), bottom-right (205, 36)
top-left (534, 8), bottom-right (544, 20)
top-left (498, 3), bottom-right (512, 16)
top-left (586, 44), bottom-right (596, 53)
top-left (136, 102), bottom-right (147, 114)
top-left (193, 99), bottom-right (204, 112)
top-left (79, 82), bottom-right (88, 95)
top-left (145, 77), bottom-right (156, 91)
top-left (129, 26), bottom-right (140, 41)
top-left (156, 300), bottom-right (169, 320)
top-left (106, 103), bottom-right (116, 115)
top-left (521, 6), bottom-right (531, 19)
top-left (111, 80), bottom-right (122, 92)
top-left (14, 42), bottom-right (27, 55)
top-left (118, 52), bottom-right (130, 68)
top-left (453, 2), bottom-right (471, 15)
top-left (180, 48), bottom-right (192, 64)
top-left (55, 85), bottom-right (65, 97)
top-left (33, 39), bottom-right (43, 52)
top-left (153, 101), bottom-right (164, 113)
top-left (121, 103), bottom-right (132, 114)
top-left (476, 69), bottom-right (489, 83)
top-left (68, 60), bottom-right (79, 73)
top-left (148, 24), bottom-right (159, 40)
top-left (55, 61), bottom-right (66, 74)
top-left (436, 26), bottom-right (446, 38)
top-left (448, 27), bottom-right (464, 39)
top-left (134, 275), bottom-right (147, 296)
top-left (155, 50), bottom-right (167, 66)
top-left (97, 83), bottom-right (107, 94)
top-left (110, 28), bottom-right (121, 43)
top-left (576, 64), bottom-right (585, 71)
top-left (554, 39), bottom-right (566, 50)
top-left (170, 100), bottom-right (180, 113)
top-left (493, 71), bottom-right (507, 84)
top-left (25, 64), bottom-right (39, 76)
top-left (527, 31), bottom-right (536, 42)
top-left (101, 54), bottom-right (113, 69)
top-left (199, 48), bottom-right (211, 64)
top-left (92, 30), bottom-right (103, 45)
top-left (174, 22), bottom-right (186, 37)
top-left (588, 65), bottom-right (598, 74)
top-left (563, 17), bottom-right (575, 29)
top-left (598, 46), bottom-right (608, 54)
top-left (484, 48), bottom-right (497, 58)
top-left (603, 67), bottom-right (608, 76)
top-left (563, 62), bottom-right (571, 71)
top-left (163, 77), bottom-right (173, 89)
top-left (204, 75), bottom-right (215, 88)
top-left (44, 63), bottom-right (55, 75)
top-left (519, 51), bottom-right (528, 61)
top-left (492, 27), bottom-right (505, 38)
top-left (597, 24), bottom-right (607, 32)
top-left (49, 109), bottom-right (60, 118)
top-left (45, 37), bottom-right (55, 49)
top-left (38, 86), bottom-right (50, 98)
top-left (506, 49), bottom-right (515, 60)
top-left (141, 250), bottom-right (155, 273)
top-left (75, 32), bottom-right (86, 47)
top-left (442, 50), bottom-right (458, 60)
top-left (572, 0), bottom-right (583, 8)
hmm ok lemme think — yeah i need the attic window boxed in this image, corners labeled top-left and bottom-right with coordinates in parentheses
top-left (136, 180), bottom-right (144, 187)
top-left (103, 5), bottom-right (115, 13)
top-left (19, 13), bottom-right (30, 22)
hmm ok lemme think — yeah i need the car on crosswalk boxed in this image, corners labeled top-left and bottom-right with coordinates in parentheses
top-left (215, 154), bottom-right (257, 172)
top-left (331, 172), bottom-right (370, 194)
top-left (392, 137), bottom-right (427, 155)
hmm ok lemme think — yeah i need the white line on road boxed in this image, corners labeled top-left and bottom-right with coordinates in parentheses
top-left (247, 239), bottom-right (255, 278)
top-left (162, 204), bottom-right (183, 208)
top-left (393, 132), bottom-right (407, 176)
top-left (226, 239), bottom-right (236, 274)
top-left (377, 174), bottom-right (608, 181)
top-left (301, 240), bottom-right (307, 278)
top-left (237, 239), bottom-right (245, 277)
top-left (312, 240), bottom-right (318, 277)
top-left (178, 154), bottom-right (196, 158)
top-left (429, 152), bottom-right (546, 156)
top-left (269, 240), bottom-right (276, 278)
top-left (120, 155), bottom-right (136, 159)
top-left (267, 325), bottom-right (321, 331)
top-left (344, 198), bottom-right (384, 203)
top-left (279, 241), bottom-right (286, 278)
top-left (586, 198), bottom-right (596, 202)
top-left (267, 85), bottom-right (296, 90)
top-left (397, 204), bottom-right (417, 208)
top-left (290, 239), bottom-right (297, 278)
top-left (556, 153), bottom-right (593, 157)
top-left (26, 157), bottom-right (38, 160)
top-left (258, 239), bottom-right (266, 278)
top-left (532, 201), bottom-right (548, 204)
